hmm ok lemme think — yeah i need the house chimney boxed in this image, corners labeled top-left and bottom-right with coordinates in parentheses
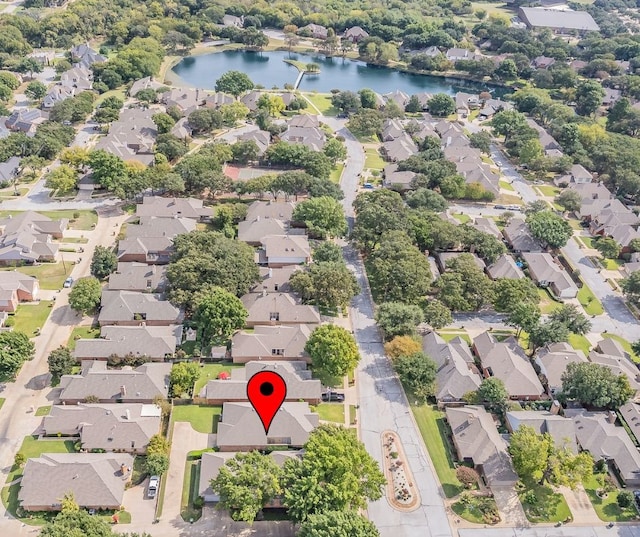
top-left (120, 463), bottom-right (127, 475)
top-left (120, 385), bottom-right (126, 397)
top-left (606, 410), bottom-right (617, 425)
top-left (268, 268), bottom-right (273, 278)
top-left (125, 409), bottom-right (130, 420)
top-left (262, 289), bottom-right (267, 298)
top-left (550, 400), bottom-right (561, 415)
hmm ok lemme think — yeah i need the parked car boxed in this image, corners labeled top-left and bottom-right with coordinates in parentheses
top-left (322, 391), bottom-right (345, 402)
top-left (148, 475), bottom-right (159, 499)
top-left (63, 277), bottom-right (74, 288)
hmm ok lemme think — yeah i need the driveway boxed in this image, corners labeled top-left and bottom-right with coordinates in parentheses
top-left (558, 485), bottom-right (601, 525)
top-left (122, 478), bottom-right (157, 526)
top-left (492, 487), bottom-right (528, 528)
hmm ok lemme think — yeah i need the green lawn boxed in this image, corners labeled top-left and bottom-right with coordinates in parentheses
top-left (499, 180), bottom-right (515, 192)
top-left (349, 405), bottom-right (357, 425)
top-left (520, 482), bottom-right (572, 523)
top-left (95, 88), bottom-right (126, 106)
top-left (0, 398), bottom-right (4, 411)
top-left (313, 403), bottom-right (344, 423)
top-left (538, 288), bottom-right (562, 314)
top-left (302, 93), bottom-right (338, 116)
top-left (330, 162), bottom-right (344, 183)
top-left (60, 237), bottom-right (89, 244)
top-left (452, 501), bottom-right (485, 524)
top-left (193, 363), bottom-right (241, 396)
top-left (584, 474), bottom-right (639, 522)
top-left (603, 258), bottom-right (624, 271)
top-left (452, 496), bottom-right (500, 524)
top-left (1, 263), bottom-right (72, 290)
top-left (568, 333), bottom-right (591, 355)
top-left (437, 330), bottom-right (471, 344)
top-left (364, 149), bottom-right (385, 171)
top-left (411, 404), bottom-right (463, 497)
top-left (452, 214), bottom-right (471, 224)
top-left (601, 333), bottom-right (639, 363)
top-left (535, 185), bottom-right (560, 197)
top-left (577, 282), bottom-right (604, 315)
top-left (172, 405), bottom-right (221, 434)
top-left (582, 236), bottom-right (596, 249)
top-left (34, 406), bottom-right (51, 417)
top-left (180, 459), bottom-right (202, 522)
top-left (67, 325), bottom-right (100, 351)
top-left (0, 210), bottom-right (97, 231)
top-left (11, 301), bottom-right (53, 335)
top-left (1, 483), bottom-right (55, 525)
top-left (8, 436), bottom-right (76, 484)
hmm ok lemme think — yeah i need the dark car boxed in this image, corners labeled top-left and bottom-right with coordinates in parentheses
top-left (322, 392), bottom-right (345, 402)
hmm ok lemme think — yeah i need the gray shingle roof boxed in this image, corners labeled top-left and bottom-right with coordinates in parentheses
top-left (99, 290), bottom-right (182, 325)
top-left (241, 292), bottom-right (320, 325)
top-left (518, 7), bottom-right (599, 32)
top-left (19, 453), bottom-right (133, 510)
top-left (231, 325), bottom-right (311, 362)
top-left (108, 262), bottom-right (168, 292)
top-left (506, 410), bottom-right (577, 453)
top-left (135, 196), bottom-right (213, 220)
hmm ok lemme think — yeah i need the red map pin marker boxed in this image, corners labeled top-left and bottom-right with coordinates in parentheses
top-left (247, 370), bottom-right (287, 435)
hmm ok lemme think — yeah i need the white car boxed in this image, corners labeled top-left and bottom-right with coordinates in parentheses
top-left (148, 475), bottom-right (159, 498)
top-left (63, 277), bottom-right (74, 288)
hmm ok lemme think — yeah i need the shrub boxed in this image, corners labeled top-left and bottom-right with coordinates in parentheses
top-left (456, 466), bottom-right (479, 488)
top-left (618, 490), bottom-right (633, 508)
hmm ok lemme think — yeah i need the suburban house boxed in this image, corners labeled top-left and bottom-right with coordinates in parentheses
top-left (74, 325), bottom-right (182, 361)
top-left (502, 218), bottom-right (542, 253)
top-left (383, 163), bottom-right (416, 191)
top-left (162, 88), bottom-right (206, 115)
top-left (517, 7), bottom-right (600, 34)
top-left (216, 401), bottom-right (319, 451)
top-left (238, 217), bottom-right (287, 246)
top-left (486, 254), bottom-right (524, 280)
top-left (19, 453), bottom-right (133, 511)
top-left (506, 406), bottom-right (577, 452)
top-left (525, 119), bottom-right (563, 156)
top-left (43, 403), bottom-right (162, 454)
top-left (258, 235), bottom-right (311, 267)
top-left (422, 331), bottom-right (482, 403)
top-left (384, 90), bottom-right (410, 109)
top-left (171, 117), bottom-right (192, 139)
top-left (136, 196), bottom-right (213, 221)
top-left (522, 252), bottom-right (579, 299)
top-left (446, 405), bottom-right (519, 487)
top-left (565, 409), bottom-right (640, 487)
top-left (299, 24), bottom-right (328, 39)
top-left (5, 109), bottom-right (46, 136)
top-left (532, 56), bottom-right (555, 70)
top-left (129, 76), bottom-right (164, 98)
top-left (0, 211), bottom-right (67, 265)
top-left (251, 266), bottom-right (301, 294)
top-left (240, 91), bottom-right (262, 112)
top-left (535, 342), bottom-right (588, 395)
top-left (472, 217), bottom-right (502, 239)
top-left (237, 129), bottom-right (271, 156)
top-left (199, 450), bottom-right (302, 503)
top-left (204, 92), bottom-right (235, 109)
top-left (588, 340), bottom-right (640, 396)
top-left (117, 216), bottom-right (196, 264)
top-left (436, 252), bottom-right (486, 273)
top-left (241, 292), bottom-right (320, 327)
top-left (42, 85), bottom-right (75, 109)
top-left (231, 325), bottom-right (312, 363)
top-left (554, 164), bottom-right (593, 186)
top-left (281, 115), bottom-right (326, 151)
top-left (473, 332), bottom-right (545, 400)
top-left (446, 48), bottom-right (478, 62)
top-left (343, 26), bottom-right (369, 43)
top-left (107, 262), bottom-right (168, 293)
top-left (59, 65), bottom-right (93, 91)
top-left (381, 119), bottom-right (404, 142)
top-left (58, 360), bottom-right (171, 404)
top-left (478, 99), bottom-right (512, 119)
top-left (98, 290), bottom-right (183, 327)
top-left (0, 156), bottom-right (19, 182)
top-left (0, 271), bottom-right (39, 311)
top-left (222, 14), bottom-right (244, 27)
top-left (200, 361), bottom-right (321, 404)
top-left (569, 182), bottom-right (612, 203)
top-left (69, 43), bottom-right (107, 67)
top-left (27, 50), bottom-right (55, 66)
top-left (94, 107), bottom-right (157, 166)
top-left (382, 134), bottom-right (418, 163)
top-left (584, 199), bottom-right (640, 253)
top-left (246, 200), bottom-right (295, 223)
top-left (619, 402), bottom-right (640, 445)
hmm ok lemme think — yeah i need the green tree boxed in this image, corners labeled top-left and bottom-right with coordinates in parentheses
top-left (68, 277), bottom-right (102, 314)
top-left (331, 91), bottom-right (361, 115)
top-left (575, 80), bottom-right (605, 117)
top-left (528, 320), bottom-right (569, 355)
top-left (469, 131), bottom-right (492, 154)
top-left (152, 112), bottom-right (176, 134)
top-left (0, 331), bottom-right (34, 377)
top-left (88, 150), bottom-right (128, 194)
top-left (298, 511), bottom-right (379, 537)
top-left (359, 88), bottom-right (378, 109)
top-left (622, 270), bottom-right (640, 306)
top-left (405, 188), bottom-right (448, 212)
top-left (90, 245), bottom-right (117, 280)
top-left (549, 304), bottom-right (591, 335)
top-left (384, 335), bottom-right (422, 359)
top-left (323, 138), bottom-right (347, 163)
top-left (427, 93), bottom-right (456, 117)
top-left (618, 491), bottom-right (633, 508)
top-left (47, 346), bottom-right (75, 384)
top-left (374, 301), bottom-right (424, 339)
top-left (231, 140), bottom-right (260, 164)
top-left (594, 237), bottom-right (621, 260)
top-left (555, 189), bottom-right (582, 212)
top-left (346, 109), bottom-right (383, 137)
top-left (40, 509), bottom-right (115, 537)
top-left (45, 165), bottom-right (78, 193)
top-left (257, 93), bottom-right (285, 116)
top-left (507, 303), bottom-right (541, 338)
top-left (492, 278), bottom-right (539, 313)
top-left (509, 425), bottom-right (593, 488)
top-left (352, 190), bottom-right (407, 254)
top-left (367, 231), bottom-right (432, 303)
top-left (293, 196), bottom-right (347, 239)
top-left (305, 325), bottom-right (360, 380)
top-left (193, 287), bottom-right (247, 347)
top-left (526, 210), bottom-right (572, 249)
top-left (394, 351), bottom-right (437, 402)
top-left (167, 231), bottom-right (259, 308)
top-left (25, 80), bottom-right (47, 100)
top-left (211, 451), bottom-right (283, 522)
top-left (282, 424), bottom-right (385, 522)
top-left (215, 71), bottom-right (254, 97)
top-left (422, 299), bottom-right (452, 329)
top-left (476, 377), bottom-right (508, 410)
top-left (434, 253), bottom-right (494, 311)
top-left (312, 242), bottom-right (342, 263)
top-left (169, 362), bottom-right (200, 397)
top-left (561, 362), bottom-right (634, 409)
top-left (146, 453), bottom-right (169, 476)
top-left (290, 262), bottom-right (359, 309)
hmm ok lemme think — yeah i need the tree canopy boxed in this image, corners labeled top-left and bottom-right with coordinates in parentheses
top-left (215, 71), bottom-right (254, 97)
top-left (305, 325), bottom-right (360, 381)
top-left (68, 277), bottom-right (102, 314)
top-left (292, 196), bottom-right (347, 239)
top-left (561, 361), bottom-right (634, 410)
top-left (90, 245), bottom-right (117, 280)
top-left (526, 210), bottom-right (572, 249)
top-left (193, 287), bottom-right (247, 347)
top-left (298, 511), bottom-right (380, 537)
top-left (0, 331), bottom-right (34, 377)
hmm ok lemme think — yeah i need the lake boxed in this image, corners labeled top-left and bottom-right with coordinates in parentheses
top-left (171, 50), bottom-right (509, 97)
